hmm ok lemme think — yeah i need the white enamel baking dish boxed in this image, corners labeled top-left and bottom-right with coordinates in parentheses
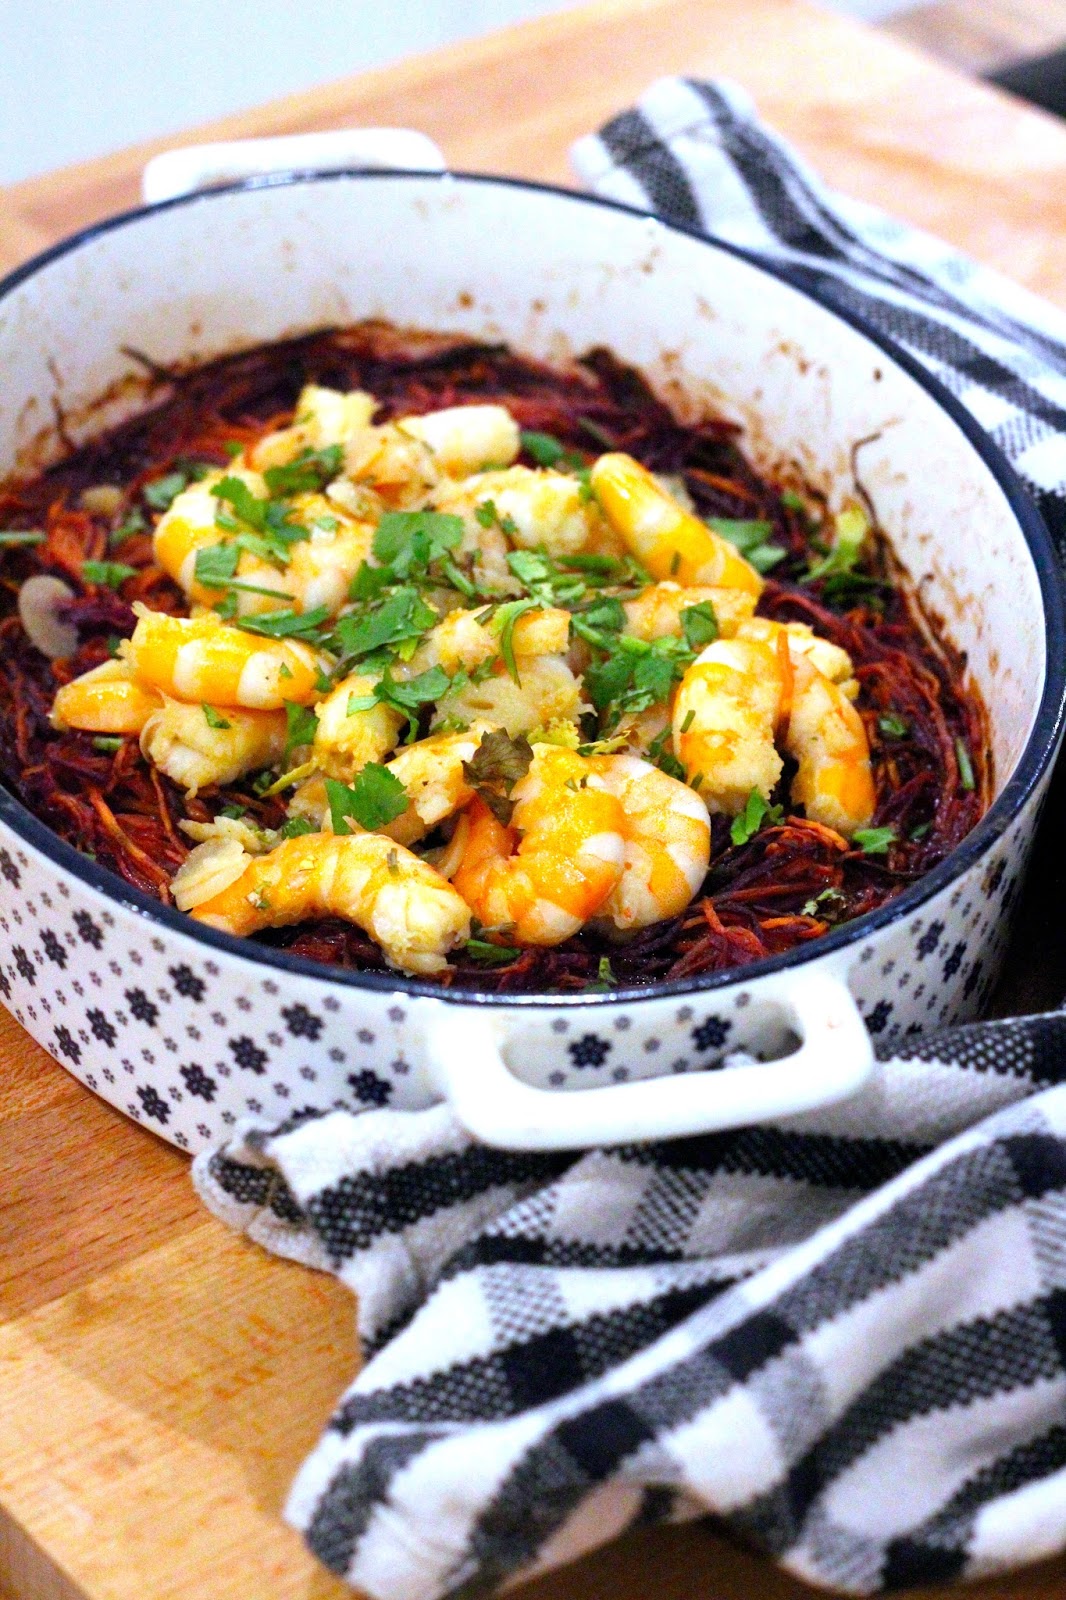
top-left (0, 134), bottom-right (1061, 1154)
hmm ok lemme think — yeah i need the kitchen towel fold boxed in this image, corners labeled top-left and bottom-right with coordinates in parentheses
top-left (197, 1016), bottom-right (1066, 1598)
top-left (193, 80), bottom-right (1066, 1599)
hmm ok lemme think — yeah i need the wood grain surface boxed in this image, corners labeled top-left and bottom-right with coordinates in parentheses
top-left (888, 0), bottom-right (1066, 76)
top-left (3, 1), bottom-right (1066, 1596)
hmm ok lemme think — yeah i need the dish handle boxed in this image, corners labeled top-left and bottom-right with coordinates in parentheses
top-left (419, 970), bottom-right (875, 1149)
top-left (141, 128), bottom-right (446, 205)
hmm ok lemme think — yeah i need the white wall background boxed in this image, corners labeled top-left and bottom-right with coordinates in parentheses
top-left (0, 0), bottom-right (920, 187)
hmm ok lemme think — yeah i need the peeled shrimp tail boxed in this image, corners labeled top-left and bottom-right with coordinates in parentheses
top-left (587, 754), bottom-right (711, 931)
top-left (785, 655), bottom-right (875, 837)
top-left (183, 833), bottom-right (471, 974)
top-left (591, 452), bottom-right (763, 596)
top-left (50, 659), bottom-right (162, 734)
top-left (453, 745), bottom-right (626, 945)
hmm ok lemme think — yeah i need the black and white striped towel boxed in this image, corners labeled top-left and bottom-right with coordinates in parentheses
top-left (193, 81), bottom-right (1066, 1598)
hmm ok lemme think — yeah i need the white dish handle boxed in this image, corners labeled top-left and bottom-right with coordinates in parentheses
top-left (420, 970), bottom-right (875, 1149)
top-left (142, 128), bottom-right (446, 205)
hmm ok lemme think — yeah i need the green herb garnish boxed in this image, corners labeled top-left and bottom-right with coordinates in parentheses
top-left (82, 560), bottom-right (137, 589)
top-left (461, 729), bottom-right (534, 825)
top-left (730, 788), bottom-right (783, 846)
top-left (279, 815), bottom-right (315, 839)
top-left (878, 713), bottom-right (909, 740)
top-left (464, 937), bottom-right (522, 965)
top-left (238, 605), bottom-right (330, 641)
top-left (202, 704), bottom-right (232, 730)
top-left (520, 430), bottom-right (582, 469)
top-left (325, 766), bottom-right (409, 834)
top-left (333, 587), bottom-right (438, 660)
top-left (143, 470), bottom-right (189, 510)
top-left (680, 601), bottom-right (719, 651)
top-left (372, 510), bottom-right (464, 577)
top-left (956, 738), bottom-right (975, 792)
top-left (0, 529), bottom-right (45, 546)
top-left (708, 517), bottom-right (787, 574)
top-left (284, 701), bottom-right (318, 755)
top-left (854, 826), bottom-right (896, 856)
top-left (263, 444), bottom-right (343, 496)
top-left (91, 735), bottom-right (123, 753)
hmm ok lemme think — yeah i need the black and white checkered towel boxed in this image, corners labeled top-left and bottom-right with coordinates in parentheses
top-left (193, 80), bottom-right (1066, 1598)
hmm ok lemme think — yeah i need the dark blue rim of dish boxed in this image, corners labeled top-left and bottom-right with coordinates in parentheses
top-left (1, 167), bottom-right (1063, 1010)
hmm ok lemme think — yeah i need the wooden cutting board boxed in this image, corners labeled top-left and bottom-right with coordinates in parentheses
top-left (4, 1), bottom-right (1066, 1595)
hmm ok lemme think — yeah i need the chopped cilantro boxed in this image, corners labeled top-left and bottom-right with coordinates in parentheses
top-left (801, 887), bottom-right (847, 921)
top-left (805, 503), bottom-right (870, 583)
top-left (854, 825), bottom-right (896, 856)
top-left (0, 529), bottom-right (45, 546)
top-left (279, 814), bottom-right (315, 839)
top-left (730, 789), bottom-right (783, 846)
top-left (348, 561), bottom-right (393, 601)
top-left (708, 517), bottom-right (786, 574)
top-left (106, 635), bottom-right (123, 658)
top-left (489, 597), bottom-right (539, 682)
top-left (377, 664), bottom-right (453, 714)
top-left (223, 440), bottom-right (244, 459)
top-left (878, 713), bottom-right (909, 740)
top-left (333, 587), bottom-right (437, 660)
top-left (325, 766), bottom-right (408, 834)
top-left (910, 821), bottom-right (932, 842)
top-left (263, 444), bottom-right (344, 496)
top-left (91, 735), bottom-right (123, 753)
top-left (194, 542), bottom-right (240, 589)
top-left (464, 937), bottom-right (521, 965)
top-left (462, 729), bottom-right (534, 824)
top-left (210, 475), bottom-right (269, 531)
top-left (237, 605), bottom-right (330, 641)
top-left (593, 956), bottom-right (617, 990)
top-left (82, 560), bottom-right (137, 589)
top-left (284, 701), bottom-right (318, 755)
top-left (475, 500), bottom-right (499, 528)
top-left (520, 430), bottom-right (566, 467)
top-left (680, 600), bottom-right (719, 650)
top-left (202, 704), bottom-right (232, 730)
top-left (143, 470), bottom-right (189, 510)
top-left (372, 510), bottom-right (464, 576)
top-left (219, 804), bottom-right (245, 819)
top-left (955, 737), bottom-right (975, 792)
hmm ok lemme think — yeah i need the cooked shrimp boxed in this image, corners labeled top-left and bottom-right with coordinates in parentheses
top-left (623, 580), bottom-right (756, 641)
top-left (785, 653), bottom-right (876, 837)
top-left (412, 605), bottom-right (571, 676)
top-left (50, 659), bottom-right (162, 735)
top-left (123, 606), bottom-right (322, 709)
top-left (152, 469), bottom-right (263, 599)
top-left (673, 637), bottom-right (785, 817)
top-left (247, 384), bottom-right (377, 471)
top-left (399, 404), bottom-right (520, 476)
top-left (735, 616), bottom-right (857, 694)
top-left (435, 656), bottom-right (585, 737)
top-left (591, 453), bottom-right (762, 596)
top-left (586, 754), bottom-right (710, 931)
top-left (154, 476), bottom-right (373, 619)
top-left (404, 604), bottom-right (584, 736)
top-left (452, 744), bottom-right (625, 944)
top-left (311, 671), bottom-right (406, 781)
top-left (339, 404), bottom-right (520, 515)
top-left (383, 723), bottom-right (494, 845)
top-left (672, 633), bottom-right (875, 835)
top-left (181, 832), bottom-right (471, 975)
top-left (140, 698), bottom-right (288, 795)
top-left (434, 466), bottom-right (620, 561)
